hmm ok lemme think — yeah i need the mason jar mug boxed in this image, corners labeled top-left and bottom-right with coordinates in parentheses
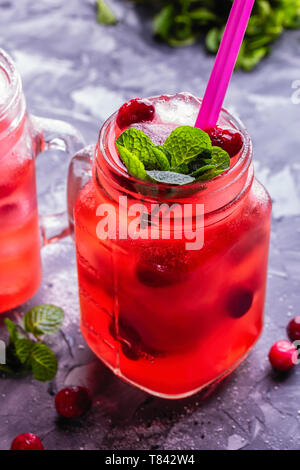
top-left (68, 95), bottom-right (272, 398)
top-left (0, 49), bottom-right (84, 313)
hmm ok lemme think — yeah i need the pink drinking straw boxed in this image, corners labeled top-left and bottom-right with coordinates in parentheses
top-left (195, 0), bottom-right (255, 130)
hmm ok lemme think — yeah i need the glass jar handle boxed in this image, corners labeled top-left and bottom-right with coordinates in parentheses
top-left (67, 145), bottom-right (94, 235)
top-left (30, 115), bottom-right (85, 245)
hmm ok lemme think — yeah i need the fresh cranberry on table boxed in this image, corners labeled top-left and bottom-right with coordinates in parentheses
top-left (10, 433), bottom-right (44, 450)
top-left (116, 98), bottom-right (155, 129)
top-left (287, 316), bottom-right (300, 342)
top-left (206, 126), bottom-right (244, 158)
top-left (55, 386), bottom-right (92, 419)
top-left (268, 340), bottom-right (298, 371)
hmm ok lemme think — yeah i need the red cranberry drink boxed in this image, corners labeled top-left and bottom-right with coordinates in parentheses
top-left (0, 59), bottom-right (41, 311)
top-left (0, 49), bottom-right (83, 313)
top-left (72, 93), bottom-right (272, 398)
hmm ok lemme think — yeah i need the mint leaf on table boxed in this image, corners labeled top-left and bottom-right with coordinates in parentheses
top-left (147, 171), bottom-right (195, 186)
top-left (97, 0), bottom-right (117, 26)
top-left (30, 343), bottom-right (58, 382)
top-left (23, 304), bottom-right (64, 337)
top-left (1, 304), bottom-right (63, 382)
top-left (4, 318), bottom-right (23, 343)
top-left (163, 126), bottom-right (212, 167)
top-left (14, 338), bottom-right (33, 364)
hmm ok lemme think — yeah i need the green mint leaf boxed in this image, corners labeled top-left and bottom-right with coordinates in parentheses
top-left (116, 128), bottom-right (159, 170)
top-left (24, 304), bottom-right (64, 337)
top-left (4, 318), bottom-right (23, 344)
top-left (163, 126), bottom-right (212, 167)
top-left (5, 342), bottom-right (28, 374)
top-left (153, 5), bottom-right (174, 40)
top-left (195, 146), bottom-right (230, 181)
top-left (189, 8), bottom-right (217, 24)
top-left (116, 144), bottom-right (149, 181)
top-left (188, 156), bottom-right (214, 174)
top-left (116, 128), bottom-right (170, 174)
top-left (172, 163), bottom-right (190, 175)
top-left (156, 145), bottom-right (172, 164)
top-left (147, 171), bottom-right (195, 186)
top-left (97, 0), bottom-right (117, 26)
top-left (0, 364), bottom-right (15, 375)
top-left (15, 338), bottom-right (33, 364)
top-left (30, 343), bottom-right (58, 382)
top-left (211, 146), bottom-right (231, 170)
top-left (151, 147), bottom-right (171, 171)
top-left (191, 163), bottom-right (217, 178)
top-left (205, 27), bottom-right (221, 53)
top-left (132, 0), bottom-right (300, 71)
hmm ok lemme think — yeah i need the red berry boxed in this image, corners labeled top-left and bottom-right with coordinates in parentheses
top-left (268, 340), bottom-right (298, 371)
top-left (206, 127), bottom-right (243, 157)
top-left (226, 287), bottom-right (253, 318)
top-left (116, 99), bottom-right (155, 129)
top-left (55, 386), bottom-right (92, 419)
top-left (287, 316), bottom-right (300, 342)
top-left (109, 318), bottom-right (162, 361)
top-left (10, 433), bottom-right (44, 450)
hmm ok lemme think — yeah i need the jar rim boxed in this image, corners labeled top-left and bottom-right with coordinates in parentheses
top-left (0, 49), bottom-right (22, 120)
top-left (96, 95), bottom-right (252, 206)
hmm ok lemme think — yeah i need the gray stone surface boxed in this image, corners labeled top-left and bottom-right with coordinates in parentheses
top-left (1, 0), bottom-right (300, 451)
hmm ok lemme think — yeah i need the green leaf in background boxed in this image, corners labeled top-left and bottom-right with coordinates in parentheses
top-left (205, 27), bottom-right (222, 53)
top-left (153, 4), bottom-right (174, 40)
top-left (30, 343), bottom-right (58, 382)
top-left (150, 147), bottom-right (171, 171)
top-left (97, 0), bottom-right (117, 26)
top-left (129, 0), bottom-right (300, 70)
top-left (23, 304), bottom-right (64, 337)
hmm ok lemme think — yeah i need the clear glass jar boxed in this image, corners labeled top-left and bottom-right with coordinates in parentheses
top-left (69, 95), bottom-right (272, 398)
top-left (0, 49), bottom-right (84, 313)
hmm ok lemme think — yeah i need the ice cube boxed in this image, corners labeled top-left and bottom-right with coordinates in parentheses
top-left (131, 122), bottom-right (176, 146)
top-left (153, 92), bottom-right (201, 126)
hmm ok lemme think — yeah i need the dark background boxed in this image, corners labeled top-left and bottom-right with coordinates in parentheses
top-left (0, 0), bottom-right (300, 450)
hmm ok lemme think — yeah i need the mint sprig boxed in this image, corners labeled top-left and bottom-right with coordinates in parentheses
top-left (115, 125), bottom-right (230, 186)
top-left (0, 304), bottom-right (64, 382)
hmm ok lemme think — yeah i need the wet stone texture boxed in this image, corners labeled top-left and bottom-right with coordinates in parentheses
top-left (1, 0), bottom-right (300, 451)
